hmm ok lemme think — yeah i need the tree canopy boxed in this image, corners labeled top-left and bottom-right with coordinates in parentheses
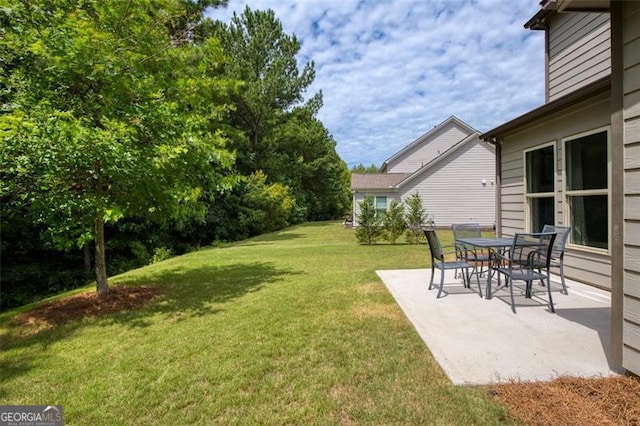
top-left (213, 7), bottom-right (350, 220)
top-left (1, 0), bottom-right (235, 296)
top-left (1, 2), bottom-right (351, 305)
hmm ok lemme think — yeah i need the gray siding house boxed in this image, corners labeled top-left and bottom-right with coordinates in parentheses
top-left (351, 116), bottom-right (495, 228)
top-left (480, 0), bottom-right (639, 375)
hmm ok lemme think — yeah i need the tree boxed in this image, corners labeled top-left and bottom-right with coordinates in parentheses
top-left (404, 192), bottom-right (427, 244)
top-left (214, 6), bottom-right (315, 174)
top-left (212, 7), bottom-right (349, 222)
top-left (269, 104), bottom-right (351, 221)
top-left (0, 1), bottom-right (235, 298)
top-left (355, 196), bottom-right (383, 245)
top-left (238, 171), bottom-right (297, 236)
top-left (383, 200), bottom-right (407, 244)
top-left (350, 163), bottom-right (380, 174)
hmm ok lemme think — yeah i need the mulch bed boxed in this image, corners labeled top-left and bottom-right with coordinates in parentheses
top-left (490, 375), bottom-right (640, 425)
top-left (13, 285), bottom-right (161, 329)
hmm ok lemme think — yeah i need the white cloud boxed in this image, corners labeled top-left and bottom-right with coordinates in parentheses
top-left (209, 0), bottom-right (545, 168)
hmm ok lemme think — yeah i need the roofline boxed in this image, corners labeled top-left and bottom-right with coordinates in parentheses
top-left (381, 116), bottom-right (477, 170)
top-left (351, 186), bottom-right (398, 194)
top-left (395, 132), bottom-right (483, 188)
top-left (350, 173), bottom-right (412, 191)
top-left (557, 0), bottom-right (610, 13)
top-left (480, 76), bottom-right (610, 142)
top-left (524, 0), bottom-right (557, 30)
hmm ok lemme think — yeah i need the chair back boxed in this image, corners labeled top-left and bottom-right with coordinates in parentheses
top-left (452, 223), bottom-right (482, 240)
top-left (541, 224), bottom-right (570, 259)
top-left (511, 232), bottom-right (557, 270)
top-left (423, 228), bottom-right (443, 261)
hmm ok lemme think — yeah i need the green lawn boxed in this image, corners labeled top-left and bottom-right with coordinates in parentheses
top-left (0, 222), bottom-right (513, 424)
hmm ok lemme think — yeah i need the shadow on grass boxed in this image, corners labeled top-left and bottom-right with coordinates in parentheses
top-left (0, 261), bottom-right (299, 389)
top-left (118, 261), bottom-right (298, 324)
top-left (233, 232), bottom-right (305, 247)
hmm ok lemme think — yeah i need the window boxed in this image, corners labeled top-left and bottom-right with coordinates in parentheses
top-left (375, 196), bottom-right (387, 218)
top-left (525, 144), bottom-right (555, 232)
top-left (564, 130), bottom-right (608, 250)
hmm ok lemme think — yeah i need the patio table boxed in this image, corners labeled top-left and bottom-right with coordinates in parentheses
top-left (456, 237), bottom-right (514, 299)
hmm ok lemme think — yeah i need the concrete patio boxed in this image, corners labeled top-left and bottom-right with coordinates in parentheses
top-left (377, 268), bottom-right (622, 385)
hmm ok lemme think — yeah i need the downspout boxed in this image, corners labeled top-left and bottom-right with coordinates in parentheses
top-left (485, 137), bottom-right (502, 236)
top-left (544, 21), bottom-right (550, 103)
top-left (494, 139), bottom-right (502, 237)
top-left (609, 1), bottom-right (624, 370)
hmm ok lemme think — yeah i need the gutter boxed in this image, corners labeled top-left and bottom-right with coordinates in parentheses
top-left (479, 76), bottom-right (610, 142)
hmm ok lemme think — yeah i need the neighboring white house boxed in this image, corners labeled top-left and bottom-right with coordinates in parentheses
top-left (480, 0), bottom-right (639, 375)
top-left (351, 116), bottom-right (495, 228)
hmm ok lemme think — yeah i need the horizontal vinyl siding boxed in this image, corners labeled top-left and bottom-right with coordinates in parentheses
top-left (548, 12), bottom-right (611, 101)
top-left (386, 122), bottom-right (471, 173)
top-left (623, 0), bottom-right (640, 375)
top-left (499, 93), bottom-right (612, 289)
top-left (352, 191), bottom-right (398, 227)
top-left (398, 139), bottom-right (495, 227)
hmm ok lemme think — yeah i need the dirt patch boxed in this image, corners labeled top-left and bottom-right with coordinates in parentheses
top-left (13, 286), bottom-right (161, 330)
top-left (490, 375), bottom-right (640, 425)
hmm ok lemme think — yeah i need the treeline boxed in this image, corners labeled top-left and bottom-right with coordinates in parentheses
top-left (0, 1), bottom-right (350, 309)
top-left (350, 163), bottom-right (380, 173)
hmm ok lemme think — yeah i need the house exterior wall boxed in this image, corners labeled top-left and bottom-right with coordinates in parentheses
top-left (352, 191), bottom-right (398, 226)
top-left (622, 0), bottom-right (640, 377)
top-left (385, 121), bottom-right (471, 173)
top-left (499, 92), bottom-right (612, 289)
top-left (398, 138), bottom-right (495, 228)
top-left (548, 12), bottom-right (610, 101)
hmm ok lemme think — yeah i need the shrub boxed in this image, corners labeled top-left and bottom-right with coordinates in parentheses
top-left (404, 192), bottom-right (427, 244)
top-left (355, 195), bottom-right (382, 244)
top-left (382, 200), bottom-right (406, 244)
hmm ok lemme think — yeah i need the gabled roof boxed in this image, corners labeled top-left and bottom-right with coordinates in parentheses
top-left (395, 132), bottom-right (483, 187)
top-left (351, 173), bottom-right (412, 190)
top-left (380, 116), bottom-right (477, 172)
top-left (352, 132), bottom-right (486, 191)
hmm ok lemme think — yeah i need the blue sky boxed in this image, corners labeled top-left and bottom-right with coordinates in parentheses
top-left (208, 1), bottom-right (545, 168)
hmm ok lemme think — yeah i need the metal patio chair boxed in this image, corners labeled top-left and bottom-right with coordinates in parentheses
top-left (452, 223), bottom-right (490, 280)
top-left (541, 224), bottom-right (570, 295)
top-left (423, 228), bottom-right (482, 298)
top-left (493, 232), bottom-right (557, 313)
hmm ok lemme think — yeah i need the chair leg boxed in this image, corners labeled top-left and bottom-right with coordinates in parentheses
top-left (474, 266), bottom-right (483, 298)
top-left (437, 267), bottom-right (445, 298)
top-left (428, 265), bottom-right (435, 290)
top-left (464, 266), bottom-right (471, 288)
top-left (509, 277), bottom-right (517, 313)
top-left (559, 261), bottom-right (568, 295)
top-left (546, 277), bottom-right (555, 313)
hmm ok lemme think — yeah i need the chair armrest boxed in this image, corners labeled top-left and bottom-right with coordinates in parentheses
top-left (493, 251), bottom-right (512, 262)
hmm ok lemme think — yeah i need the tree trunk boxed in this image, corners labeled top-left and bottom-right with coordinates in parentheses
top-left (83, 243), bottom-right (92, 275)
top-left (94, 214), bottom-right (109, 298)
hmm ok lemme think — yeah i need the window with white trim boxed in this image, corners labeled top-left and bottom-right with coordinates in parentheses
top-left (375, 196), bottom-right (387, 218)
top-left (564, 129), bottom-right (609, 250)
top-left (525, 144), bottom-right (555, 232)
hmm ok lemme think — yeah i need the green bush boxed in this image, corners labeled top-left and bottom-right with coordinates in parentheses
top-left (382, 200), bottom-right (406, 244)
top-left (239, 171), bottom-right (297, 236)
top-left (404, 192), bottom-right (427, 244)
top-left (355, 195), bottom-right (382, 244)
